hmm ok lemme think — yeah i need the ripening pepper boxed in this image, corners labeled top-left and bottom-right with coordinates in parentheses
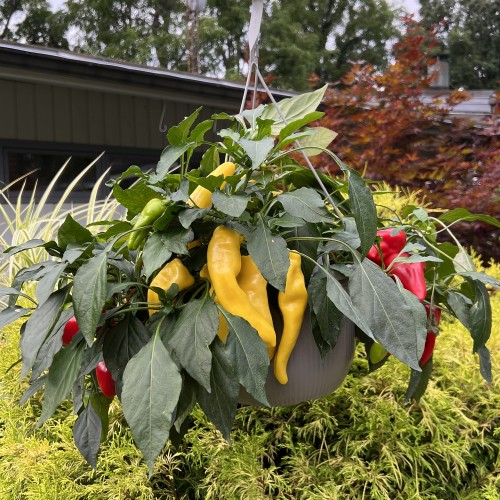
top-left (274, 252), bottom-right (308, 385)
top-left (188, 162), bottom-right (236, 208)
top-left (148, 258), bottom-right (195, 316)
top-left (386, 252), bottom-right (427, 301)
top-left (369, 342), bottom-right (389, 364)
top-left (419, 304), bottom-right (442, 367)
top-left (207, 226), bottom-right (276, 354)
top-left (237, 255), bottom-right (275, 357)
top-left (200, 264), bottom-right (229, 342)
top-left (96, 361), bottom-right (116, 398)
top-left (127, 198), bottom-right (167, 250)
top-left (62, 316), bottom-right (79, 346)
top-left (367, 228), bottom-right (407, 267)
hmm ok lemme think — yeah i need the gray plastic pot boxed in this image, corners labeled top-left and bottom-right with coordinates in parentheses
top-left (239, 307), bottom-right (356, 407)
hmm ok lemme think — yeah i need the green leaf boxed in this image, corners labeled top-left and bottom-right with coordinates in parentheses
top-left (477, 346), bottom-right (492, 384)
top-left (349, 259), bottom-right (422, 370)
top-left (142, 233), bottom-right (172, 279)
top-left (20, 374), bottom-right (47, 405)
top-left (239, 105), bottom-right (265, 125)
top-left (3, 239), bottom-right (48, 258)
top-left (324, 271), bottom-right (373, 338)
top-left (188, 119), bottom-right (214, 143)
top-left (323, 218), bottom-right (361, 252)
top-left (200, 144), bottom-right (220, 176)
top-left (20, 287), bottom-right (68, 378)
top-left (0, 306), bottom-right (31, 329)
top-left (31, 307), bottom-right (75, 380)
top-left (178, 207), bottom-right (211, 229)
top-left (103, 315), bottom-right (151, 397)
top-left (156, 143), bottom-right (192, 177)
top-left (395, 280), bottom-right (428, 359)
top-left (246, 214), bottom-right (290, 291)
top-left (197, 338), bottom-right (239, 441)
top-left (223, 310), bottom-right (270, 407)
top-left (453, 249), bottom-right (476, 273)
top-left (35, 262), bottom-right (67, 306)
top-left (299, 127), bottom-right (338, 157)
top-left (168, 296), bottom-right (219, 392)
top-left (37, 343), bottom-right (84, 426)
top-left (238, 137), bottom-right (275, 169)
top-left (438, 208), bottom-right (500, 228)
top-left (161, 227), bottom-right (194, 255)
top-left (112, 165), bottom-right (145, 183)
top-left (121, 332), bottom-right (182, 475)
top-left (458, 272), bottom-right (500, 288)
top-left (73, 402), bottom-right (102, 469)
top-left (278, 111), bottom-right (324, 142)
top-left (468, 280), bottom-right (492, 353)
top-left (308, 273), bottom-right (342, 356)
top-left (261, 85), bottom-right (327, 135)
top-left (57, 215), bottom-right (93, 250)
top-left (173, 375), bottom-right (197, 433)
top-left (447, 291), bottom-right (472, 330)
top-left (404, 360), bottom-right (433, 403)
top-left (277, 187), bottom-right (333, 223)
top-left (275, 130), bottom-right (314, 150)
top-left (167, 107), bottom-right (202, 145)
top-left (211, 190), bottom-right (249, 217)
top-left (346, 168), bottom-right (377, 256)
top-left (113, 181), bottom-right (159, 216)
top-left (73, 251), bottom-right (108, 346)
top-left (390, 254), bottom-right (442, 265)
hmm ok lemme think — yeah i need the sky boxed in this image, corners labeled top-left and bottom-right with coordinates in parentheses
top-left (389, 0), bottom-right (421, 16)
top-left (48, 0), bottom-right (421, 15)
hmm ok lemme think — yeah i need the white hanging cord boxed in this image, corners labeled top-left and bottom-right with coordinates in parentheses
top-left (254, 67), bottom-right (344, 219)
top-left (240, 0), bottom-right (343, 219)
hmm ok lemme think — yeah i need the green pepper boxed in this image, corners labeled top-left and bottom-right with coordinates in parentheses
top-left (127, 198), bottom-right (167, 250)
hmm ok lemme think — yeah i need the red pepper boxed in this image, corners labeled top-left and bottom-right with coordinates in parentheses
top-left (419, 303), bottom-right (442, 367)
top-left (62, 316), bottom-right (79, 346)
top-left (367, 228), bottom-right (407, 266)
top-left (96, 361), bottom-right (116, 398)
top-left (386, 252), bottom-right (427, 301)
top-left (419, 333), bottom-right (436, 367)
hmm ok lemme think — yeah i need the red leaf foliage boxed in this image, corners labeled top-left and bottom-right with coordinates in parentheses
top-left (312, 20), bottom-right (500, 261)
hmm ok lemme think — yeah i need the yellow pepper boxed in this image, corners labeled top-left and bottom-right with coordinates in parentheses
top-left (188, 161), bottom-right (236, 208)
top-left (207, 226), bottom-right (276, 354)
top-left (237, 255), bottom-right (275, 357)
top-left (274, 251), bottom-right (308, 384)
top-left (200, 264), bottom-right (229, 342)
top-left (148, 258), bottom-right (195, 316)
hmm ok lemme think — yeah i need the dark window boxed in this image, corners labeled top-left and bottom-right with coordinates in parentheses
top-left (6, 151), bottom-right (97, 193)
top-left (1, 145), bottom-right (161, 201)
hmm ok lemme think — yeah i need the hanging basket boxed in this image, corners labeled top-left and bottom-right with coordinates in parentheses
top-left (239, 307), bottom-right (356, 407)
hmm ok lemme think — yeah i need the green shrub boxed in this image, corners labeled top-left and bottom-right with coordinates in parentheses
top-left (1, 259), bottom-right (498, 499)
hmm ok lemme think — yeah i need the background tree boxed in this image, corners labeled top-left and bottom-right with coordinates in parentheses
top-left (419, 0), bottom-right (500, 89)
top-left (64, 0), bottom-right (186, 68)
top-left (0, 0), bottom-right (67, 47)
top-left (311, 19), bottom-right (500, 259)
top-left (259, 0), bottom-right (397, 90)
top-left (1, 0), bottom-right (399, 89)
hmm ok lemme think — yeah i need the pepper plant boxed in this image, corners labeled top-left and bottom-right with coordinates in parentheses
top-left (1, 86), bottom-right (498, 474)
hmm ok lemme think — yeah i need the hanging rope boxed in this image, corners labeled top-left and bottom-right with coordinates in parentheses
top-left (240, 0), bottom-right (343, 219)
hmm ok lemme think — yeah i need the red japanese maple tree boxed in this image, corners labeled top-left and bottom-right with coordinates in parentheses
top-left (312, 19), bottom-right (500, 260)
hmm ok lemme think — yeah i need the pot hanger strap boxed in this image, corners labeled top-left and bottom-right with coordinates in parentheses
top-left (248, 0), bottom-right (264, 64)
